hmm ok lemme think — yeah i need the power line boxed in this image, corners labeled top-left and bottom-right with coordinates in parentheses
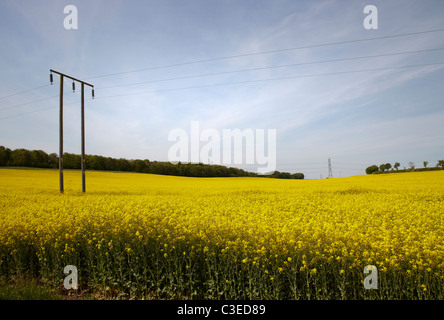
top-left (83, 27), bottom-right (444, 80)
top-left (96, 47), bottom-right (444, 90)
top-left (0, 95), bottom-right (58, 111)
top-left (0, 80), bottom-right (93, 112)
top-left (0, 101), bottom-right (80, 120)
top-left (0, 84), bottom-right (51, 101)
top-left (94, 61), bottom-right (444, 100)
top-left (2, 27), bottom-right (444, 113)
top-left (0, 105), bottom-right (57, 120)
top-left (1, 60), bottom-right (443, 120)
top-left (3, 47), bottom-right (442, 113)
top-left (2, 32), bottom-right (443, 113)
top-left (2, 36), bottom-right (444, 118)
top-left (4, 29), bottom-right (442, 105)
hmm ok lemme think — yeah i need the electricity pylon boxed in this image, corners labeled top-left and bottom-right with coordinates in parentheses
top-left (328, 158), bottom-right (333, 178)
top-left (50, 69), bottom-right (94, 193)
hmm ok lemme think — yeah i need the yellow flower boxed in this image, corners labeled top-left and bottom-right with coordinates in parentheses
top-left (1, 168), bottom-right (444, 299)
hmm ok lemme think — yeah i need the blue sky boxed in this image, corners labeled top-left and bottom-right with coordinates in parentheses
top-left (0, 0), bottom-right (443, 179)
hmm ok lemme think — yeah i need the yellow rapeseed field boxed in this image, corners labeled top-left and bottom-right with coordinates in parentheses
top-left (0, 168), bottom-right (443, 299)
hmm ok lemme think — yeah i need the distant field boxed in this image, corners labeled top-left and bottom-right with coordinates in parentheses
top-left (0, 168), bottom-right (443, 299)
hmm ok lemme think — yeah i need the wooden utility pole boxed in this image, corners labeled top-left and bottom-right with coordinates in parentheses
top-left (59, 74), bottom-right (64, 192)
top-left (50, 69), bottom-right (94, 193)
top-left (81, 82), bottom-right (86, 193)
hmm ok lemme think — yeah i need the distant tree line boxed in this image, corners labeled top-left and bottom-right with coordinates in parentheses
top-left (366, 160), bottom-right (444, 174)
top-left (0, 146), bottom-right (304, 179)
top-left (264, 171), bottom-right (305, 180)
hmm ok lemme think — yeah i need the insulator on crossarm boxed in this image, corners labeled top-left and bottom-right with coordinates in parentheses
top-left (92, 88), bottom-right (95, 99)
top-left (72, 82), bottom-right (75, 92)
top-left (50, 73), bottom-right (53, 85)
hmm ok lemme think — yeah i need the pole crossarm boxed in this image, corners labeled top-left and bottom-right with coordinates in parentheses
top-left (50, 69), bottom-right (94, 88)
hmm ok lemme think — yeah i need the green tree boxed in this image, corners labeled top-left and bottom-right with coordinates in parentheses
top-left (9, 149), bottom-right (31, 167)
top-left (48, 153), bottom-right (59, 168)
top-left (30, 150), bottom-right (49, 168)
top-left (149, 161), bottom-right (164, 175)
top-left (366, 165), bottom-right (379, 174)
top-left (228, 167), bottom-right (241, 177)
top-left (133, 159), bottom-right (146, 173)
top-left (143, 160), bottom-right (151, 173)
top-left (394, 162), bottom-right (400, 170)
top-left (214, 165), bottom-right (229, 177)
top-left (423, 161), bottom-right (428, 168)
top-left (379, 164), bottom-right (386, 172)
top-left (103, 157), bottom-right (117, 171)
top-left (116, 158), bottom-right (130, 171)
top-left (63, 153), bottom-right (81, 169)
top-left (279, 172), bottom-right (291, 179)
top-left (437, 160), bottom-right (444, 168)
top-left (385, 163), bottom-right (392, 171)
top-left (0, 146), bottom-right (11, 166)
top-left (86, 155), bottom-right (106, 170)
top-left (189, 163), bottom-right (207, 177)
